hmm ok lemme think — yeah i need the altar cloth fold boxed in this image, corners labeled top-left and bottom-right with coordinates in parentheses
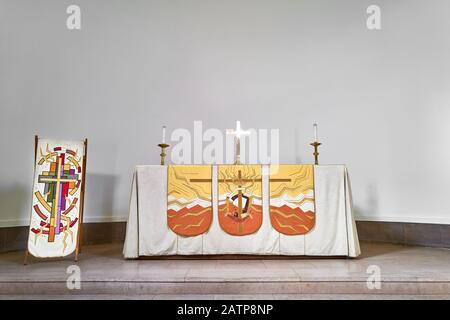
top-left (123, 165), bottom-right (361, 258)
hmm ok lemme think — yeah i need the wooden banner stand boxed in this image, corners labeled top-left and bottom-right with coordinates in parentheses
top-left (24, 136), bottom-right (88, 265)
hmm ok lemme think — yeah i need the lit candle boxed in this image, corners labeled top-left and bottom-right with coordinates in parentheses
top-left (162, 126), bottom-right (166, 144)
top-left (313, 123), bottom-right (318, 142)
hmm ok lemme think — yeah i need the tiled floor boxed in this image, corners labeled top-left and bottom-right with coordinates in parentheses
top-left (0, 242), bottom-right (449, 299)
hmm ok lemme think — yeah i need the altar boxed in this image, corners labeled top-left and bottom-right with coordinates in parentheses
top-left (123, 164), bottom-right (360, 258)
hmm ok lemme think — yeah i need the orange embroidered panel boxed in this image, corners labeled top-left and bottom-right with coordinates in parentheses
top-left (167, 165), bottom-right (212, 237)
top-left (218, 165), bottom-right (262, 236)
top-left (269, 165), bottom-right (315, 235)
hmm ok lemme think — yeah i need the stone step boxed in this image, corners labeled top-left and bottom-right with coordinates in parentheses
top-left (1, 294), bottom-right (449, 300)
top-left (1, 280), bottom-right (449, 295)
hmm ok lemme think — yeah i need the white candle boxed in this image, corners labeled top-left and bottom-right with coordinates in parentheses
top-left (313, 123), bottom-right (318, 142)
top-left (162, 126), bottom-right (166, 143)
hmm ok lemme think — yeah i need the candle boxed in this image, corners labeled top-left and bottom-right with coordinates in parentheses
top-left (162, 126), bottom-right (166, 144)
top-left (313, 123), bottom-right (318, 142)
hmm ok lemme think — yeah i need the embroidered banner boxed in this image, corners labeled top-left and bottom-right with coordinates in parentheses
top-left (269, 165), bottom-right (315, 235)
top-left (28, 139), bottom-right (85, 258)
top-left (167, 165), bottom-right (213, 237)
top-left (218, 165), bottom-right (262, 236)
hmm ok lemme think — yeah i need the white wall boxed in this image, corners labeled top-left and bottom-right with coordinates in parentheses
top-left (1, 0), bottom-right (449, 226)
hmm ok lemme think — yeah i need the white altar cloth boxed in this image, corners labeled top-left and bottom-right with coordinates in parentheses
top-left (123, 165), bottom-right (361, 258)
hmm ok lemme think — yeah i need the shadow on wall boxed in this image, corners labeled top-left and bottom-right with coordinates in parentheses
top-left (294, 129), bottom-right (304, 164)
top-left (84, 173), bottom-right (118, 222)
top-left (0, 186), bottom-right (30, 252)
top-left (353, 183), bottom-right (379, 220)
top-left (0, 185), bottom-right (30, 226)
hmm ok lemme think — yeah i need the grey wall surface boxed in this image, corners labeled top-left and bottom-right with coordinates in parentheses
top-left (1, 0), bottom-right (449, 226)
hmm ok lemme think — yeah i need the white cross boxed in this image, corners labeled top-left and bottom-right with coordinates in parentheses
top-left (226, 121), bottom-right (250, 164)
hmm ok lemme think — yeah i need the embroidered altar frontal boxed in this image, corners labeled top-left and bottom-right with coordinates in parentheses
top-left (166, 165), bottom-right (315, 236)
top-left (269, 165), bottom-right (315, 235)
top-left (28, 139), bottom-right (85, 258)
top-left (167, 165), bottom-right (213, 237)
top-left (218, 165), bottom-right (262, 236)
top-left (124, 165), bottom-right (361, 257)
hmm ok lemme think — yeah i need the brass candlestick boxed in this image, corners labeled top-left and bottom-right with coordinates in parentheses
top-left (310, 142), bottom-right (321, 165)
top-left (157, 143), bottom-right (169, 165)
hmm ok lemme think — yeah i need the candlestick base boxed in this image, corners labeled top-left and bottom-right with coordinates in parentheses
top-left (310, 142), bottom-right (322, 165)
top-left (157, 143), bottom-right (170, 165)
